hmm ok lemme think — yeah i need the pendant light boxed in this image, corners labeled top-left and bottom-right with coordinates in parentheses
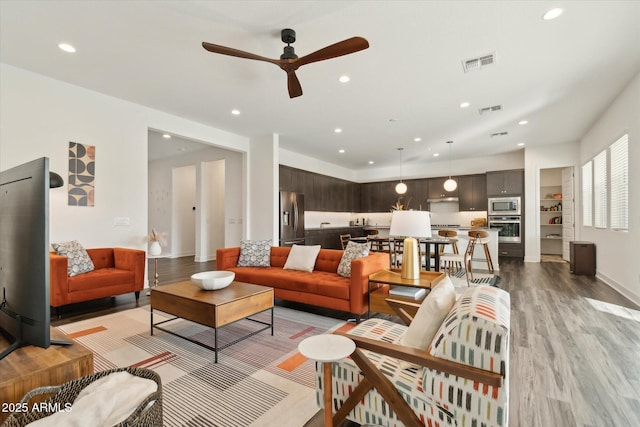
top-left (443, 141), bottom-right (457, 191)
top-left (395, 147), bottom-right (407, 194)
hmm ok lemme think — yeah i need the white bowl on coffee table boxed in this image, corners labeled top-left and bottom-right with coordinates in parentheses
top-left (191, 271), bottom-right (235, 290)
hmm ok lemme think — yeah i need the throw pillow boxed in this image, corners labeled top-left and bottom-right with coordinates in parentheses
top-left (337, 241), bottom-right (370, 278)
top-left (237, 240), bottom-right (272, 267)
top-left (283, 244), bottom-right (321, 272)
top-left (51, 240), bottom-right (95, 277)
top-left (400, 275), bottom-right (456, 351)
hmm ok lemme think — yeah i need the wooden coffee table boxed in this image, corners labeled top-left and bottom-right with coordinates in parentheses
top-left (150, 280), bottom-right (274, 362)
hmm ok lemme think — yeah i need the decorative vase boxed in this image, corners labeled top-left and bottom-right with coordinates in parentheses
top-left (149, 241), bottom-right (162, 256)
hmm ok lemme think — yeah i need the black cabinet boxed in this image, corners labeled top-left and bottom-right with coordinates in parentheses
top-left (458, 174), bottom-right (487, 211)
top-left (570, 241), bottom-right (596, 275)
top-left (403, 178), bottom-right (429, 210)
top-left (498, 242), bottom-right (524, 258)
top-left (360, 181), bottom-right (398, 212)
top-left (305, 227), bottom-right (365, 249)
top-left (486, 170), bottom-right (524, 196)
top-left (279, 165), bottom-right (359, 212)
top-left (428, 177), bottom-right (459, 200)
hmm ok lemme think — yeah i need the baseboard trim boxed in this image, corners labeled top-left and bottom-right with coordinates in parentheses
top-left (596, 271), bottom-right (640, 308)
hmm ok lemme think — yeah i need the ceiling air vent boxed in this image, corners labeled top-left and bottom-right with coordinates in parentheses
top-left (478, 104), bottom-right (502, 115)
top-left (462, 53), bottom-right (496, 73)
top-left (490, 131), bottom-right (509, 137)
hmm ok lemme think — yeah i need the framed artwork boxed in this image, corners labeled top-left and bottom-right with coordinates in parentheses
top-left (68, 142), bottom-right (95, 206)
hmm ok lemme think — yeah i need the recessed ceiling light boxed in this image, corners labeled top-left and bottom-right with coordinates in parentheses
top-left (334, 128), bottom-right (342, 133)
top-left (339, 149), bottom-right (345, 153)
top-left (543, 8), bottom-right (563, 20)
top-left (162, 134), bottom-right (171, 139)
top-left (517, 142), bottom-right (525, 146)
top-left (231, 109), bottom-right (240, 115)
top-left (519, 120), bottom-right (529, 125)
top-left (460, 102), bottom-right (470, 108)
top-left (433, 153), bottom-right (440, 157)
top-left (338, 75), bottom-right (350, 83)
top-left (389, 118), bottom-right (399, 122)
top-left (58, 43), bottom-right (76, 53)
top-left (368, 161), bottom-right (374, 164)
top-left (414, 137), bottom-right (422, 142)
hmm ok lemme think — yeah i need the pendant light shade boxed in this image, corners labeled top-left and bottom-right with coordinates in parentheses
top-left (443, 178), bottom-right (457, 191)
top-left (443, 141), bottom-right (457, 191)
top-left (395, 147), bottom-right (407, 194)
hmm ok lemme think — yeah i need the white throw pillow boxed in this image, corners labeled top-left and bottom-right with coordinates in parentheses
top-left (51, 240), bottom-right (95, 277)
top-left (337, 241), bottom-right (370, 278)
top-left (283, 244), bottom-right (321, 272)
top-left (400, 275), bottom-right (456, 351)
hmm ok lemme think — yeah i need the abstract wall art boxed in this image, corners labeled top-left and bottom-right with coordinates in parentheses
top-left (68, 142), bottom-right (95, 206)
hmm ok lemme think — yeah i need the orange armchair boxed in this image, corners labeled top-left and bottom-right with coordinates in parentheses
top-left (50, 248), bottom-right (146, 311)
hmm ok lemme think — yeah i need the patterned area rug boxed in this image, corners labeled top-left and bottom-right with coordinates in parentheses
top-left (56, 306), bottom-right (349, 426)
top-left (448, 269), bottom-right (501, 287)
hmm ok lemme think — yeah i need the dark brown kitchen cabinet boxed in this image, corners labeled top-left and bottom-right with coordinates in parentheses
top-left (428, 177), bottom-right (459, 200)
top-left (458, 174), bottom-right (487, 211)
top-left (486, 170), bottom-right (524, 196)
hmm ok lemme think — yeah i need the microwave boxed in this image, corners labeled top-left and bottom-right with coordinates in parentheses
top-left (488, 196), bottom-right (521, 215)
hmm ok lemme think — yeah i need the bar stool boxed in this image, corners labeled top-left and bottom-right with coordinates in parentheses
top-left (468, 230), bottom-right (494, 273)
top-left (432, 229), bottom-right (460, 269)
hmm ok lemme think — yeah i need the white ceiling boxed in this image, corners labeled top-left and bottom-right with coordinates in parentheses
top-left (1, 1), bottom-right (639, 170)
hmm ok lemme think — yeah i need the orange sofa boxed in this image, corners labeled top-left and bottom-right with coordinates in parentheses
top-left (216, 246), bottom-right (390, 321)
top-left (50, 248), bottom-right (146, 311)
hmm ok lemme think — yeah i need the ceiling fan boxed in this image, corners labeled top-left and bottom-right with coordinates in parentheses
top-left (202, 29), bottom-right (369, 98)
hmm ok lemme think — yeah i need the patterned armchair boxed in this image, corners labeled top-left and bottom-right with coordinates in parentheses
top-left (315, 285), bottom-right (510, 427)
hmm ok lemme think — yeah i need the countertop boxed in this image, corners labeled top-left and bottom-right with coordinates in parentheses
top-left (305, 225), bottom-right (365, 231)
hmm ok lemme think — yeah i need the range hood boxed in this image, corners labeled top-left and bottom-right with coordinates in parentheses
top-left (427, 197), bottom-right (459, 203)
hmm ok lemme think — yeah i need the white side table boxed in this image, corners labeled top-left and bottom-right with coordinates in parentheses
top-left (298, 334), bottom-right (356, 427)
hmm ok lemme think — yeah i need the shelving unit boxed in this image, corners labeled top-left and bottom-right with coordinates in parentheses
top-left (540, 182), bottom-right (563, 255)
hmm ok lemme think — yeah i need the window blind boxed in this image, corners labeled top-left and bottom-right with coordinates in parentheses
top-left (582, 161), bottom-right (593, 227)
top-left (593, 150), bottom-right (607, 229)
top-left (610, 134), bottom-right (628, 230)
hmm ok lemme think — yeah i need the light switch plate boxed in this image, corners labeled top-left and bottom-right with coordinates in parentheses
top-left (114, 217), bottom-right (130, 226)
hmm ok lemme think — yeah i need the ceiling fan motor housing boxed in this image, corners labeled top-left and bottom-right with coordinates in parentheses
top-left (280, 29), bottom-right (298, 59)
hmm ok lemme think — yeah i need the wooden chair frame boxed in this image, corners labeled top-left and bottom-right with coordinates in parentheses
top-left (329, 298), bottom-right (503, 427)
top-left (339, 233), bottom-right (352, 250)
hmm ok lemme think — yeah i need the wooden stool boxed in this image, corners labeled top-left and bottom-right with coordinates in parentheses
top-left (468, 230), bottom-right (494, 273)
top-left (434, 229), bottom-right (460, 269)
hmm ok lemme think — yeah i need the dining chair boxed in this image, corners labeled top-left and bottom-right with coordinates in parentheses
top-left (339, 234), bottom-right (352, 250)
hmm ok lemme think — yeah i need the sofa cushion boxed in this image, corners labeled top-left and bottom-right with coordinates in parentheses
top-left (237, 240), bottom-right (271, 267)
top-left (400, 275), bottom-right (456, 351)
top-left (229, 267), bottom-right (350, 300)
top-left (52, 240), bottom-right (95, 277)
top-left (337, 241), bottom-right (369, 278)
top-left (283, 244), bottom-right (321, 272)
top-left (68, 268), bottom-right (135, 292)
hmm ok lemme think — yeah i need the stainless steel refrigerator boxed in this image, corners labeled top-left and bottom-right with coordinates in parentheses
top-left (279, 191), bottom-right (305, 246)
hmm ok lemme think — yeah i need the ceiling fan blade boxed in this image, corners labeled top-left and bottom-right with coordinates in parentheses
top-left (202, 42), bottom-right (279, 65)
top-left (287, 71), bottom-right (303, 98)
top-left (296, 37), bottom-right (369, 67)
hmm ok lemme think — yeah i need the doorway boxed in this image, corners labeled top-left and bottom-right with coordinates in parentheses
top-left (539, 167), bottom-right (574, 262)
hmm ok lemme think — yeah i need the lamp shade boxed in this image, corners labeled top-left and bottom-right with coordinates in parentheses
top-left (395, 182), bottom-right (407, 194)
top-left (443, 178), bottom-right (457, 191)
top-left (389, 210), bottom-right (432, 238)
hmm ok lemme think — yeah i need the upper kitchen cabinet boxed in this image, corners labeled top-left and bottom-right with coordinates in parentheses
top-left (403, 178), bottom-right (429, 210)
top-left (458, 174), bottom-right (487, 211)
top-left (428, 177), bottom-right (459, 201)
top-left (360, 181), bottom-right (397, 212)
top-left (486, 169), bottom-right (524, 196)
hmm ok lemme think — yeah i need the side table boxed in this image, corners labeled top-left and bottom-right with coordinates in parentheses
top-left (146, 254), bottom-right (169, 296)
top-left (368, 269), bottom-right (445, 316)
top-left (298, 334), bottom-right (356, 427)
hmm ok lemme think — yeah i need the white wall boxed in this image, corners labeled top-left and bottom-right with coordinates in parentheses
top-left (579, 72), bottom-right (640, 305)
top-left (249, 134), bottom-right (279, 242)
top-left (523, 142), bottom-right (580, 263)
top-left (0, 64), bottom-right (249, 253)
top-left (148, 146), bottom-right (243, 257)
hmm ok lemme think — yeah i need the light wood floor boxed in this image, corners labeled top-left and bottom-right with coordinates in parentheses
top-left (51, 256), bottom-right (640, 427)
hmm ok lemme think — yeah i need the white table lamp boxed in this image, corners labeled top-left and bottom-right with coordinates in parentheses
top-left (389, 210), bottom-right (432, 280)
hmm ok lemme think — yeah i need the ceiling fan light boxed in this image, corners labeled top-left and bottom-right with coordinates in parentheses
top-left (395, 182), bottom-right (407, 194)
top-left (444, 178), bottom-right (457, 192)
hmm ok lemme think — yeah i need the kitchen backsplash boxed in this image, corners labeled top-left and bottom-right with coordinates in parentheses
top-left (306, 202), bottom-right (487, 229)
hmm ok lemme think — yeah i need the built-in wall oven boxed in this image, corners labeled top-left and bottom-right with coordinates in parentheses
top-left (489, 215), bottom-right (521, 243)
